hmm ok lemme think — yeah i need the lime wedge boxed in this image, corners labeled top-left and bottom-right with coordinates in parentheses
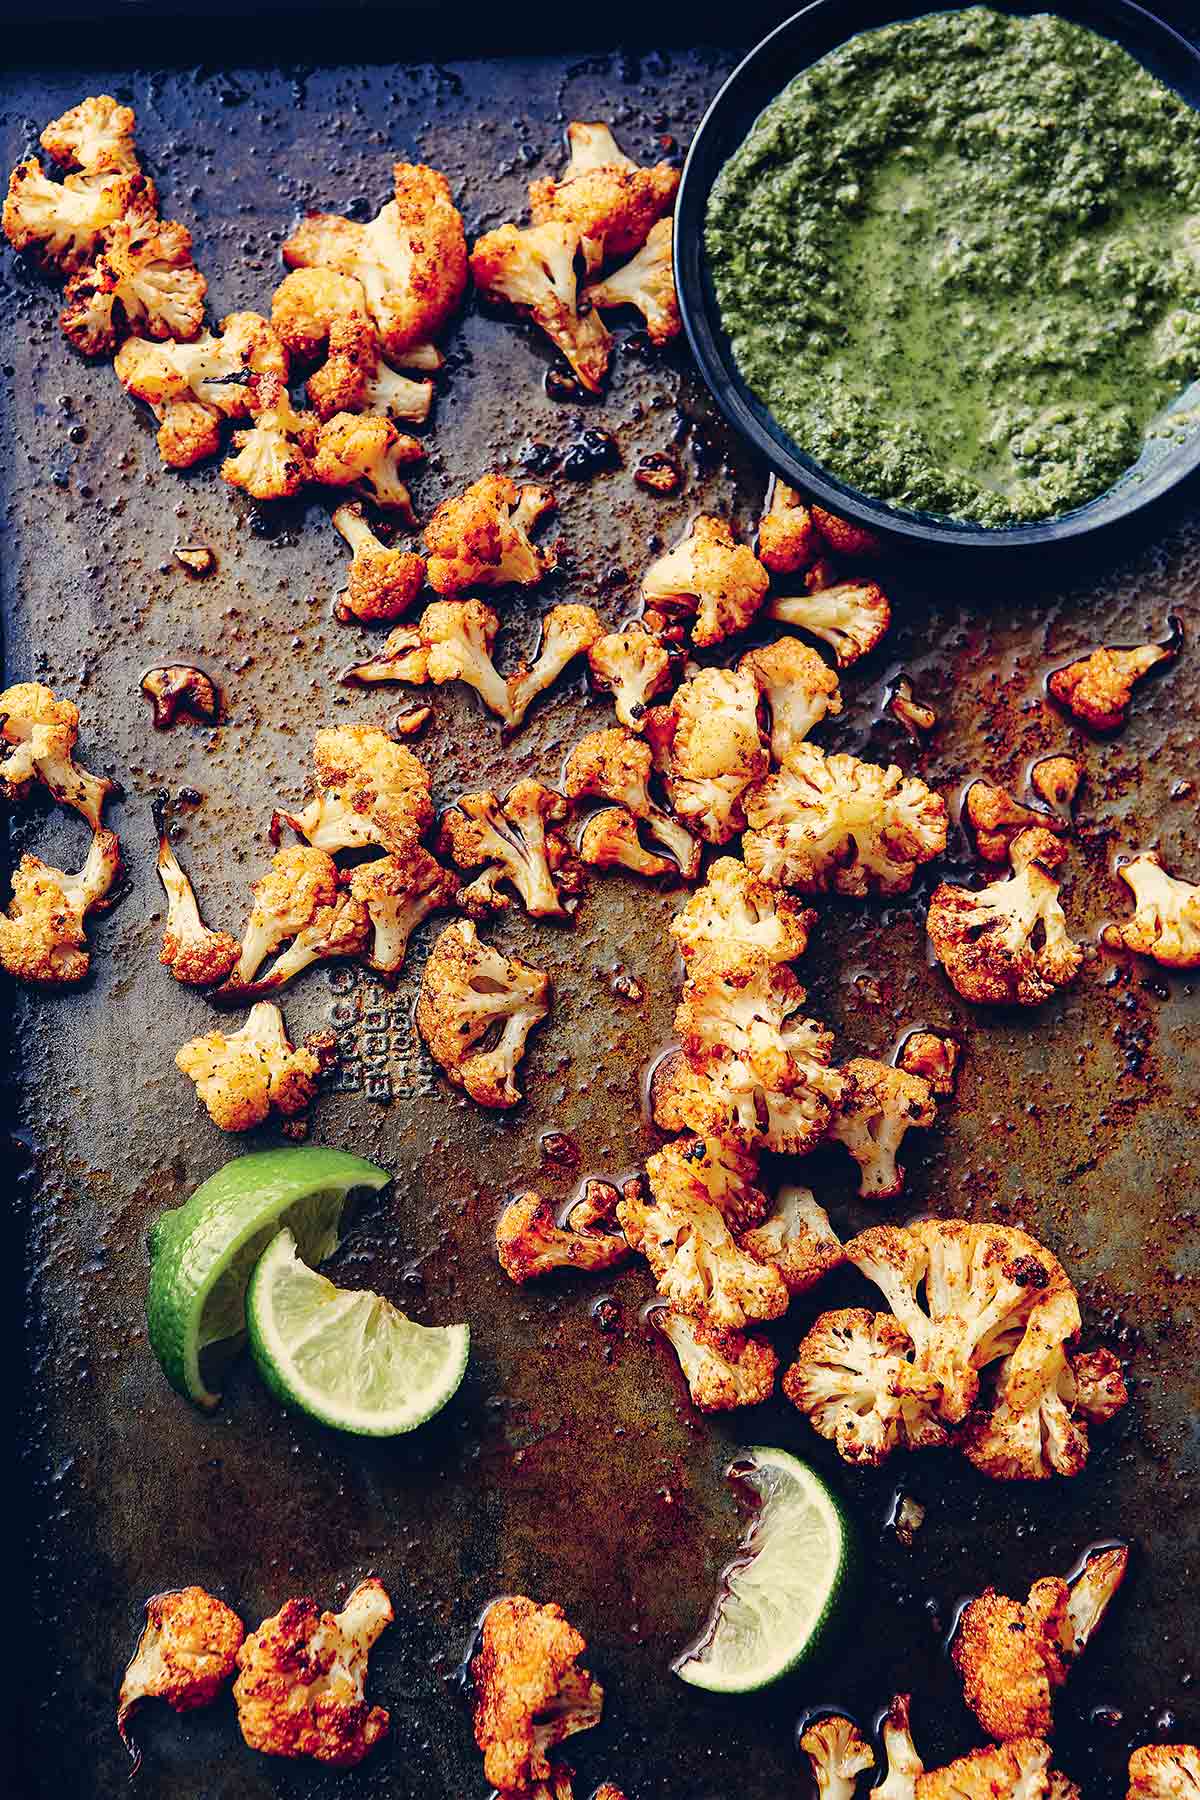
top-left (147, 1147), bottom-right (390, 1408)
top-left (246, 1229), bottom-right (469, 1435)
top-left (672, 1446), bottom-right (853, 1693)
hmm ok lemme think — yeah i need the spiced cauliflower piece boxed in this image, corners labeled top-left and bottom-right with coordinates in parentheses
top-left (587, 621), bottom-right (676, 729)
top-left (312, 410), bottom-right (424, 517)
top-left (149, 397), bottom-right (224, 469)
top-left (424, 472), bottom-right (557, 593)
top-left (440, 780), bottom-right (573, 919)
top-left (827, 1057), bottom-right (937, 1201)
top-left (472, 1595), bottom-right (603, 1795)
top-left (871, 1694), bottom-right (925, 1800)
top-left (118, 1586), bottom-right (244, 1771)
top-left (641, 514), bottom-right (769, 649)
top-left (669, 854), bottom-right (815, 974)
top-left (768, 581), bottom-right (891, 667)
top-left (812, 506), bottom-right (884, 560)
top-left (783, 1309), bottom-right (948, 1467)
top-left (42, 95), bottom-right (139, 177)
top-left (849, 1219), bottom-right (1080, 1428)
top-left (496, 1190), bottom-right (632, 1284)
top-left (927, 827), bottom-right (1082, 1007)
top-left (579, 805), bottom-right (672, 878)
top-left (896, 1031), bottom-right (960, 1096)
top-left (583, 216), bottom-right (679, 343)
top-left (3, 156), bottom-right (150, 273)
top-left (282, 162), bottom-right (467, 361)
top-left (652, 665), bottom-right (768, 845)
top-left (888, 674), bottom-right (937, 739)
top-left (221, 373), bottom-right (316, 501)
top-left (743, 744), bottom-right (947, 897)
top-left (0, 679), bottom-right (116, 828)
top-left (757, 480), bottom-right (818, 575)
top-left (416, 919), bottom-right (550, 1108)
top-left (234, 1578), bottom-right (392, 1767)
top-left (564, 726), bottom-right (700, 877)
top-left (916, 1739), bottom-right (1056, 1799)
top-left (657, 1306), bottom-right (778, 1412)
top-left (961, 1340), bottom-right (1128, 1483)
top-left (346, 844), bottom-right (455, 975)
top-left (308, 313), bottom-right (432, 423)
top-left (1103, 852), bottom-right (1200, 968)
top-left (281, 723), bottom-right (433, 854)
top-left (800, 1714), bottom-right (876, 1800)
top-left (618, 1134), bottom-right (787, 1329)
top-left (1127, 1745), bottom-right (1200, 1798)
top-left (530, 120), bottom-right (679, 269)
top-left (271, 266), bottom-right (370, 362)
top-left (229, 890), bottom-right (369, 996)
top-left (1031, 755), bottom-right (1083, 810)
top-left (739, 1183), bottom-right (843, 1296)
top-left (0, 827), bottom-right (121, 986)
top-left (965, 780), bottom-right (1064, 865)
top-left (60, 214), bottom-right (206, 356)
top-left (331, 501), bottom-right (425, 622)
top-left (1048, 629), bottom-right (1180, 731)
top-left (113, 309), bottom-right (286, 416)
top-left (154, 808), bottom-right (239, 987)
top-left (739, 636), bottom-right (842, 764)
top-left (220, 845), bottom-right (340, 991)
top-left (175, 1000), bottom-right (327, 1133)
top-left (471, 220), bottom-right (613, 393)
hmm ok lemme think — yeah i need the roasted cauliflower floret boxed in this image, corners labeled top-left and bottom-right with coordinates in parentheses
top-left (652, 1025), bottom-right (842, 1157)
top-left (583, 215), bottom-right (679, 343)
top-left (739, 1183), bottom-right (843, 1295)
top-left (3, 156), bottom-right (150, 273)
top-left (496, 1190), bottom-right (632, 1284)
top-left (233, 1578), bottom-right (392, 1767)
top-left (872, 1694), bottom-right (925, 1800)
top-left (961, 1340), bottom-right (1128, 1482)
top-left (424, 472), bottom-right (557, 593)
top-left (176, 1000), bottom-right (326, 1133)
top-left (965, 779), bottom-right (1064, 864)
top-left (271, 266), bottom-right (370, 361)
top-left (768, 581), bottom-right (891, 667)
top-left (472, 220), bottom-right (613, 393)
top-left (311, 410), bottom-right (424, 516)
top-left (564, 726), bottom-right (699, 878)
top-left (221, 845), bottom-right (340, 991)
top-left (744, 744), bottom-right (947, 897)
top-left (346, 844), bottom-right (455, 975)
top-left (530, 119), bottom-right (679, 269)
top-left (1031, 755), bottom-right (1083, 810)
top-left (641, 514), bottom-right (769, 649)
top-left (0, 827), bottom-right (121, 986)
top-left (927, 827), bottom-right (1082, 1007)
top-left (669, 854), bottom-right (815, 974)
top-left (440, 780), bottom-right (572, 919)
top-left (587, 621), bottom-right (676, 729)
top-left (657, 1307), bottom-right (778, 1412)
top-left (1048, 630), bottom-right (1180, 731)
top-left (221, 373), bottom-right (316, 501)
top-left (849, 1219), bottom-right (1079, 1428)
top-left (579, 806), bottom-right (672, 877)
top-left (113, 309), bottom-right (287, 418)
top-left (740, 636), bottom-right (842, 764)
top-left (230, 889), bottom-right (370, 996)
top-left (151, 397), bottom-right (224, 468)
top-left (60, 214), bottom-right (206, 356)
top-left (673, 959), bottom-right (838, 1131)
top-left (800, 1714), bottom-right (876, 1800)
top-left (757, 480), bottom-right (818, 575)
top-left (896, 1030), bottom-right (960, 1096)
top-left (888, 674), bottom-right (937, 739)
top-left (308, 312), bottom-right (432, 423)
top-left (118, 1586), bottom-right (244, 1771)
top-left (282, 723), bottom-right (433, 853)
top-left (283, 162), bottom-right (467, 360)
top-left (1127, 1745), bottom-right (1200, 1798)
top-left (619, 1134), bottom-right (787, 1329)
top-left (154, 808), bottom-right (238, 987)
top-left (653, 665), bottom-right (768, 845)
top-left (41, 95), bottom-right (139, 177)
top-left (783, 1308), bottom-right (948, 1467)
top-left (0, 679), bottom-right (115, 828)
top-left (827, 1057), bottom-right (937, 1200)
top-left (1103, 852), bottom-right (1200, 968)
top-left (812, 506), bottom-right (884, 560)
top-left (328, 504), bottom-right (424, 625)
top-left (472, 1595), bottom-right (604, 1795)
top-left (916, 1741), bottom-right (1056, 1799)
top-left (416, 919), bottom-right (550, 1108)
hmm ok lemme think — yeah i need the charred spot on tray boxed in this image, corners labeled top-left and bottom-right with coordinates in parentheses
top-left (634, 451), bottom-right (681, 494)
top-left (562, 428), bottom-right (621, 480)
top-left (141, 665), bottom-right (221, 729)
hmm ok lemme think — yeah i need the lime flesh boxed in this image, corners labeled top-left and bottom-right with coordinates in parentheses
top-left (673, 1446), bottom-right (853, 1693)
top-left (246, 1229), bottom-right (469, 1435)
top-left (147, 1147), bottom-right (390, 1408)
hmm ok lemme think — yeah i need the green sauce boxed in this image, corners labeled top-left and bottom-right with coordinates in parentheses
top-left (705, 7), bottom-right (1200, 525)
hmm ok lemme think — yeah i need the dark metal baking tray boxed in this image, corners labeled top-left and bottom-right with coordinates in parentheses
top-left (5, 9), bottom-right (1200, 1798)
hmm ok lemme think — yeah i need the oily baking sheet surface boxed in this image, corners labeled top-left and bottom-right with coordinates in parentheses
top-left (4, 36), bottom-right (1200, 1800)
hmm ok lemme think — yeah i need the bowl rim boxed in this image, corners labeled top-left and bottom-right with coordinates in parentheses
top-left (673, 0), bottom-right (1200, 549)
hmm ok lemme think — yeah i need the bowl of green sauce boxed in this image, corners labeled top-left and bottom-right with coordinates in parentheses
top-left (675, 0), bottom-right (1200, 546)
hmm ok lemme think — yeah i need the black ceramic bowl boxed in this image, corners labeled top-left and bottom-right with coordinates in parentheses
top-left (674, 0), bottom-right (1200, 548)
